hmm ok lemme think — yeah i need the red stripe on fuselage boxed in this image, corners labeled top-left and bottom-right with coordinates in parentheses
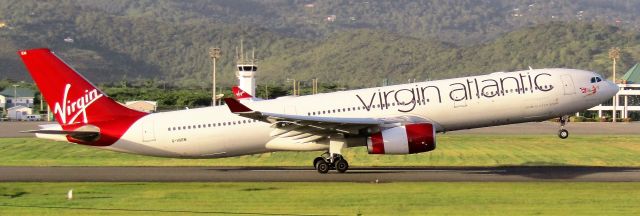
top-left (18, 48), bottom-right (147, 146)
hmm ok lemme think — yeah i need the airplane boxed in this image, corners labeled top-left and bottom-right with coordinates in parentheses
top-left (17, 48), bottom-right (618, 173)
top-left (232, 86), bottom-right (262, 101)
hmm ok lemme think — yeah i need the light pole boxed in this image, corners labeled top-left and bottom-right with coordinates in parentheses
top-left (209, 48), bottom-right (221, 106)
top-left (609, 47), bottom-right (620, 122)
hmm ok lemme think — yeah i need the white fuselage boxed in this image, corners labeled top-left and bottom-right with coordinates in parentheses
top-left (48, 69), bottom-right (615, 158)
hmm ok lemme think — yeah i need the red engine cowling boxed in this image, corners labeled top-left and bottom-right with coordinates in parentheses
top-left (367, 123), bottom-right (436, 154)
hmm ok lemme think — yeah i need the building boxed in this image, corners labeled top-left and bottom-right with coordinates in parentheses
top-left (125, 101), bottom-right (157, 113)
top-left (235, 41), bottom-right (258, 97)
top-left (0, 87), bottom-right (35, 108)
top-left (7, 105), bottom-right (32, 121)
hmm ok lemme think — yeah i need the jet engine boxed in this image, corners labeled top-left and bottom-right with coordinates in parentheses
top-left (367, 123), bottom-right (436, 154)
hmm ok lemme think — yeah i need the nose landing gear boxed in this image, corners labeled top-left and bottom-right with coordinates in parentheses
top-left (558, 115), bottom-right (569, 139)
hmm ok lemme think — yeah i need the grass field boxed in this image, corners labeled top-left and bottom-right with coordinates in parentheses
top-left (1, 135), bottom-right (640, 167)
top-left (0, 182), bottom-right (639, 215)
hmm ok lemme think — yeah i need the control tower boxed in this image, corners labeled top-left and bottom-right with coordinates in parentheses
top-left (235, 40), bottom-right (257, 97)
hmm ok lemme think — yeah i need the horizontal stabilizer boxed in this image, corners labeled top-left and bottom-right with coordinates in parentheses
top-left (20, 130), bottom-right (98, 135)
top-left (21, 124), bottom-right (101, 143)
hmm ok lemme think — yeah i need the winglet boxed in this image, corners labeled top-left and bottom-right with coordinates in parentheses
top-left (223, 98), bottom-right (253, 113)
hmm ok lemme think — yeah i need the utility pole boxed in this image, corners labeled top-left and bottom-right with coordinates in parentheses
top-left (287, 78), bottom-right (296, 96)
top-left (209, 47), bottom-right (221, 106)
top-left (609, 47), bottom-right (620, 122)
top-left (12, 84), bottom-right (19, 107)
top-left (312, 78), bottom-right (317, 94)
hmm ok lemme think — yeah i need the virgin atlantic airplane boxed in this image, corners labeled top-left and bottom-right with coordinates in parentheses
top-left (18, 48), bottom-right (618, 173)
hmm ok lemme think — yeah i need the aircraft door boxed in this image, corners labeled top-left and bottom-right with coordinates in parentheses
top-left (560, 75), bottom-right (576, 95)
top-left (142, 119), bottom-right (156, 142)
top-left (454, 100), bottom-right (467, 108)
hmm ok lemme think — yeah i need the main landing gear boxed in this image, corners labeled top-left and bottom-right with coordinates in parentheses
top-left (313, 152), bottom-right (349, 174)
top-left (313, 134), bottom-right (349, 174)
top-left (558, 115), bottom-right (569, 139)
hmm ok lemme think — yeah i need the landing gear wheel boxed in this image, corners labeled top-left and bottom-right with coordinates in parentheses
top-left (315, 160), bottom-right (330, 174)
top-left (557, 115), bottom-right (569, 139)
top-left (558, 129), bottom-right (569, 139)
top-left (313, 157), bottom-right (324, 168)
top-left (335, 158), bottom-right (349, 173)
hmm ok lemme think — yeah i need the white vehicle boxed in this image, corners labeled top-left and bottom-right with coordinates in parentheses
top-left (24, 115), bottom-right (41, 121)
top-left (18, 48), bottom-right (618, 173)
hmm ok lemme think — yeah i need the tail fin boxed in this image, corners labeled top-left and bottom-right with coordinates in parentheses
top-left (232, 86), bottom-right (253, 100)
top-left (18, 48), bottom-right (147, 146)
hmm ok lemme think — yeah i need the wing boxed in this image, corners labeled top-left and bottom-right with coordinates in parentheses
top-left (223, 98), bottom-right (429, 143)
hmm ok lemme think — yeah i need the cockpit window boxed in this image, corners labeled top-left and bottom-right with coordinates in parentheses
top-left (590, 77), bottom-right (603, 83)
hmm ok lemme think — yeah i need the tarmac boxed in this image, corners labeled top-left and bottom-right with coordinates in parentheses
top-left (0, 121), bottom-right (44, 138)
top-left (1, 166), bottom-right (639, 182)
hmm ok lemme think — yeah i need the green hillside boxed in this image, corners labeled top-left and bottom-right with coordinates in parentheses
top-left (1, 1), bottom-right (640, 88)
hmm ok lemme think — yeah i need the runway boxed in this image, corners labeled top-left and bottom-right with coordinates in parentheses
top-left (1, 166), bottom-right (639, 182)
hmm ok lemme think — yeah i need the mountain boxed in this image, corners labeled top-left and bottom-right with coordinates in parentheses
top-left (1, 0), bottom-right (640, 88)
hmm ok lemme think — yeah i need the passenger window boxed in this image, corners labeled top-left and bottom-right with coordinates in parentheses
top-left (591, 77), bottom-right (596, 83)
top-left (596, 77), bottom-right (602, 82)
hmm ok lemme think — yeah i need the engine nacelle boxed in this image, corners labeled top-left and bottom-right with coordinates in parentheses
top-left (367, 123), bottom-right (436, 154)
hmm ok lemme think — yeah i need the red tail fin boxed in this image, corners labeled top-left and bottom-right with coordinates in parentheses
top-left (18, 48), bottom-right (147, 146)
top-left (232, 86), bottom-right (253, 100)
